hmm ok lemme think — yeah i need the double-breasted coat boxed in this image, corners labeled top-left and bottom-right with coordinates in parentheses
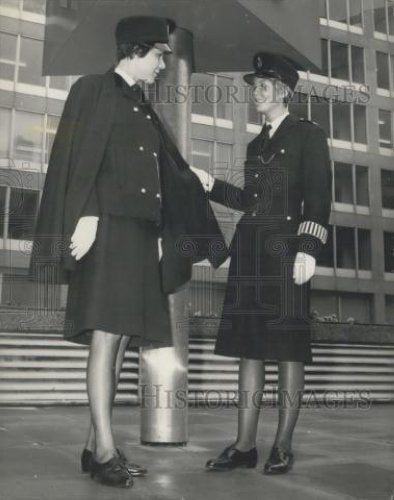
top-left (209, 114), bottom-right (332, 362)
top-left (30, 69), bottom-right (226, 345)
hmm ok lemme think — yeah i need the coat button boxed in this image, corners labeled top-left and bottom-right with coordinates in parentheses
top-left (280, 149), bottom-right (285, 154)
top-left (139, 146), bottom-right (144, 151)
top-left (254, 173), bottom-right (259, 178)
top-left (286, 215), bottom-right (292, 221)
top-left (141, 188), bottom-right (146, 194)
top-left (133, 106), bottom-right (138, 112)
top-left (146, 114), bottom-right (152, 119)
top-left (156, 193), bottom-right (161, 199)
top-left (253, 193), bottom-right (258, 198)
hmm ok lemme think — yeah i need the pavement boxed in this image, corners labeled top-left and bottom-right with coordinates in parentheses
top-left (0, 404), bottom-right (393, 500)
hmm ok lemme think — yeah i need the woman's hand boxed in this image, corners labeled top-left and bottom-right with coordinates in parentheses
top-left (293, 252), bottom-right (316, 285)
top-left (70, 216), bottom-right (99, 261)
top-left (190, 166), bottom-right (215, 192)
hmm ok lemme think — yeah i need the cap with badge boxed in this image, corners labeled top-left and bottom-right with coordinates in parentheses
top-left (115, 16), bottom-right (176, 53)
top-left (244, 52), bottom-right (299, 91)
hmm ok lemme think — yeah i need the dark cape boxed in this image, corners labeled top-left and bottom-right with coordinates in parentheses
top-left (29, 69), bottom-right (227, 294)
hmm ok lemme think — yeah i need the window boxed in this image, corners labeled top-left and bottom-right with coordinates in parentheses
top-left (216, 76), bottom-right (234, 121)
top-left (8, 188), bottom-right (39, 240)
top-left (18, 37), bottom-right (45, 87)
top-left (334, 162), bottom-right (369, 207)
top-left (321, 39), bottom-right (365, 83)
top-left (191, 139), bottom-right (213, 172)
top-left (349, 0), bottom-right (364, 27)
top-left (357, 229), bottom-right (371, 270)
top-left (191, 73), bottom-right (234, 124)
top-left (353, 104), bottom-right (367, 144)
top-left (317, 225), bottom-right (334, 268)
top-left (374, 0), bottom-right (394, 36)
top-left (22, 0), bottom-right (46, 14)
top-left (351, 46), bottom-right (365, 84)
top-left (45, 115), bottom-right (60, 164)
top-left (0, 186), bottom-right (6, 239)
top-left (376, 51), bottom-right (390, 89)
top-left (355, 165), bottom-right (369, 206)
top-left (310, 96), bottom-right (330, 136)
top-left (0, 108), bottom-right (12, 157)
top-left (333, 101), bottom-right (351, 141)
top-left (0, 32), bottom-right (17, 81)
top-left (332, 102), bottom-right (367, 144)
top-left (381, 169), bottom-right (394, 209)
top-left (311, 290), bottom-right (372, 324)
top-left (334, 162), bottom-right (353, 204)
top-left (191, 139), bottom-right (233, 177)
top-left (321, 39), bottom-right (329, 77)
top-left (336, 226), bottom-right (356, 268)
top-left (331, 41), bottom-right (349, 80)
top-left (379, 109), bottom-right (393, 149)
top-left (14, 111), bottom-right (44, 163)
top-left (323, 0), bottom-right (364, 28)
top-left (384, 231), bottom-right (394, 272)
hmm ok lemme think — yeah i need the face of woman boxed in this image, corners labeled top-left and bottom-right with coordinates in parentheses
top-left (126, 47), bottom-right (166, 84)
top-left (252, 78), bottom-right (284, 115)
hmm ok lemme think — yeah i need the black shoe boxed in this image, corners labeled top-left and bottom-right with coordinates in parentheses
top-left (116, 448), bottom-right (147, 476)
top-left (81, 448), bottom-right (147, 476)
top-left (90, 455), bottom-right (133, 488)
top-left (206, 444), bottom-right (258, 471)
top-left (263, 447), bottom-right (294, 475)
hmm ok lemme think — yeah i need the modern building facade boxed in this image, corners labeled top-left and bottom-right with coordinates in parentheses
top-left (0, 0), bottom-right (393, 326)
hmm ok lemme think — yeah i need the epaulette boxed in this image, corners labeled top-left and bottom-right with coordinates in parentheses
top-left (299, 117), bottom-right (319, 126)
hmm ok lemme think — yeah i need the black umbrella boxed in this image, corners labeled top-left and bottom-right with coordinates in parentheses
top-left (44, 0), bottom-right (322, 75)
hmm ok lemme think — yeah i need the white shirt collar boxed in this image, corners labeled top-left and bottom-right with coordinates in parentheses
top-left (266, 111), bottom-right (290, 138)
top-left (114, 66), bottom-right (136, 87)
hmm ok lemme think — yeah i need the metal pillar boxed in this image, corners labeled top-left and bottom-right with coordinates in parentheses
top-left (140, 28), bottom-right (194, 445)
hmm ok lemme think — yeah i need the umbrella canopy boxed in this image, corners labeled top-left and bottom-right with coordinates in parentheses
top-left (44, 0), bottom-right (322, 75)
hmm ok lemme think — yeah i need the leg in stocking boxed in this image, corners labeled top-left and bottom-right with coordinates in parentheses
top-left (273, 361), bottom-right (304, 451)
top-left (87, 329), bottom-right (121, 463)
top-left (84, 335), bottom-right (130, 452)
top-left (234, 358), bottom-right (265, 452)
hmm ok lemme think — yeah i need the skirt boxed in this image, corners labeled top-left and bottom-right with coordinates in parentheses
top-left (64, 214), bottom-right (171, 346)
top-left (214, 223), bottom-right (312, 363)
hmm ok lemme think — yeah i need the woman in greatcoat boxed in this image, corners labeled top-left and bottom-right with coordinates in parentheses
top-left (192, 52), bottom-right (332, 474)
top-left (30, 16), bottom-right (225, 488)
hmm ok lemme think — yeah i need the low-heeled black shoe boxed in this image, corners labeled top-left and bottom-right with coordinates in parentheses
top-left (263, 447), bottom-right (294, 475)
top-left (81, 448), bottom-right (147, 476)
top-left (90, 455), bottom-right (133, 488)
top-left (206, 444), bottom-right (258, 471)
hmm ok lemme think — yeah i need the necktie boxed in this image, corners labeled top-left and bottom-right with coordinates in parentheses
top-left (258, 123), bottom-right (272, 160)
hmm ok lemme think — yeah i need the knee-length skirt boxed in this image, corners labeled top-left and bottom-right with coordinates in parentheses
top-left (214, 222), bottom-right (312, 363)
top-left (64, 214), bottom-right (171, 346)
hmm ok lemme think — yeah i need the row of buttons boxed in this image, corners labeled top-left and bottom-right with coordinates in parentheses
top-left (140, 188), bottom-right (161, 199)
top-left (133, 106), bottom-right (152, 120)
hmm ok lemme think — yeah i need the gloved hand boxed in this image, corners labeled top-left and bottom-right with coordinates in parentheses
top-left (70, 216), bottom-right (99, 261)
top-left (190, 166), bottom-right (215, 192)
top-left (293, 252), bottom-right (316, 285)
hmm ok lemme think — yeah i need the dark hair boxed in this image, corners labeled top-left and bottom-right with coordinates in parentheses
top-left (116, 42), bottom-right (154, 62)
